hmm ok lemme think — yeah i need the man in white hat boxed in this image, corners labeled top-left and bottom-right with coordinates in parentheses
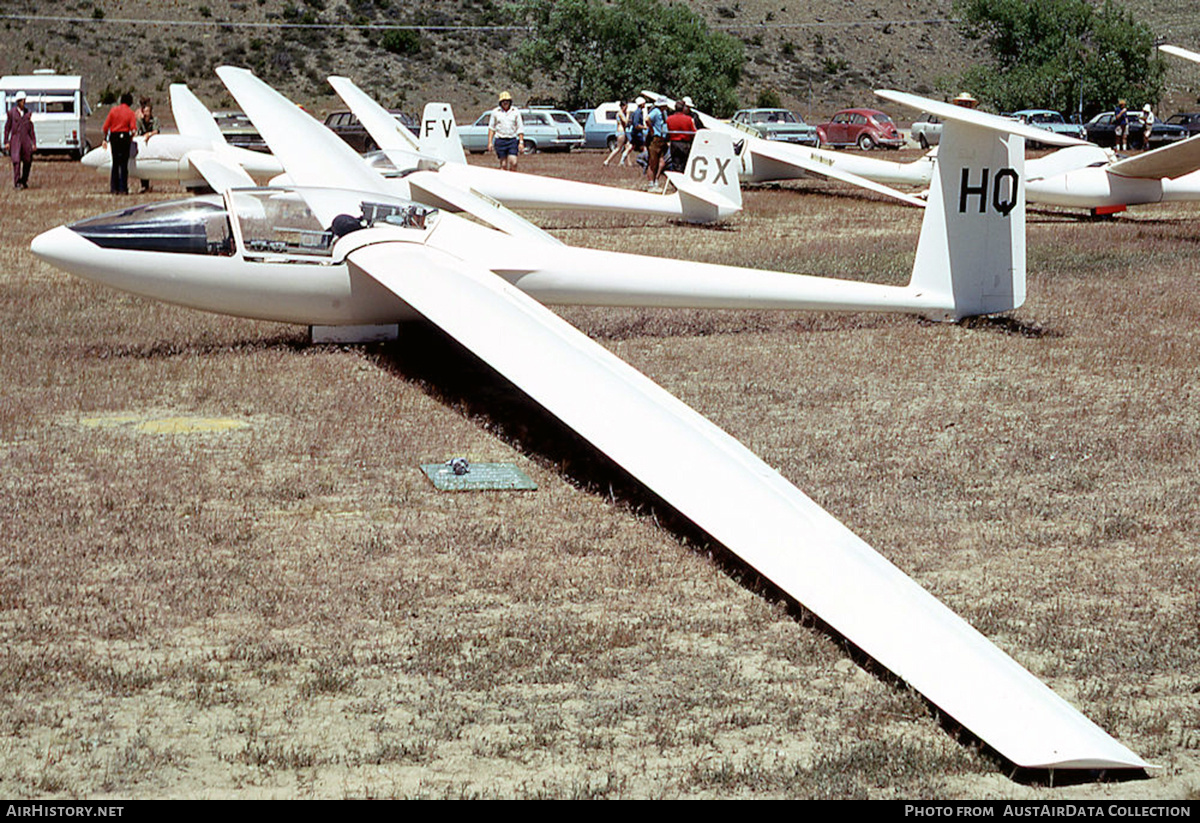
top-left (3, 91), bottom-right (36, 189)
top-left (1141, 103), bottom-right (1155, 150)
top-left (487, 90), bottom-right (524, 171)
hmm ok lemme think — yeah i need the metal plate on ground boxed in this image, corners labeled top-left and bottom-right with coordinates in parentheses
top-left (420, 462), bottom-right (537, 491)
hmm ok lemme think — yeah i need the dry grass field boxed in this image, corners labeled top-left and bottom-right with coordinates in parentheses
top-left (1, 149), bottom-right (1198, 799)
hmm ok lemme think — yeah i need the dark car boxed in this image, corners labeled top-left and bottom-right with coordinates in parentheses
top-left (211, 110), bottom-right (269, 153)
top-left (815, 108), bottom-right (904, 150)
top-left (1165, 112), bottom-right (1200, 136)
top-left (324, 109), bottom-right (418, 153)
top-left (1083, 111), bottom-right (1189, 150)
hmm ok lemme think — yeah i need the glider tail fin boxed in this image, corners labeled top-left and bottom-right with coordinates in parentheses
top-left (665, 130), bottom-right (743, 222)
top-left (419, 103), bottom-right (468, 165)
top-left (906, 116), bottom-right (1026, 320)
top-left (169, 84), bottom-right (227, 146)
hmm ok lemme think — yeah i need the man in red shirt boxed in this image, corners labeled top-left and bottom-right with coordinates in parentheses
top-left (102, 93), bottom-right (138, 194)
top-left (666, 100), bottom-right (697, 174)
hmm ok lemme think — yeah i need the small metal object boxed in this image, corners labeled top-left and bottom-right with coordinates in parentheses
top-left (421, 462), bottom-right (536, 491)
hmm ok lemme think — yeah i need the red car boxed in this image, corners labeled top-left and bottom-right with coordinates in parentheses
top-left (815, 108), bottom-right (904, 150)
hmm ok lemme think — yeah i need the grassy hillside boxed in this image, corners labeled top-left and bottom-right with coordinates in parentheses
top-left (2, 0), bottom-right (1199, 125)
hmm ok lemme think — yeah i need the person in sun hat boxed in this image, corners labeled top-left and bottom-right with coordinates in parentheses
top-left (4, 90), bottom-right (35, 190)
top-left (487, 90), bottom-right (524, 171)
top-left (645, 98), bottom-right (671, 188)
top-left (1114, 99), bottom-right (1129, 151)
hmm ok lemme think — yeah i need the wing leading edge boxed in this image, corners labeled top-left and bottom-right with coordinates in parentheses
top-left (346, 239), bottom-right (1148, 772)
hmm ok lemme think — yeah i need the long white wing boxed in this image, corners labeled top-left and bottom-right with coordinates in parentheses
top-left (745, 136), bottom-right (928, 207)
top-left (1160, 44), bottom-right (1200, 64)
top-left (219, 66), bottom-right (556, 240)
top-left (169, 84), bottom-right (227, 145)
top-left (217, 67), bottom-right (388, 203)
top-left (327, 75), bottom-right (422, 153)
top-left (348, 238), bottom-right (1148, 771)
top-left (1107, 133), bottom-right (1200, 179)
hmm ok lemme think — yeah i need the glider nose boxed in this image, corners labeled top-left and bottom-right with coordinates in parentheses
top-left (31, 225), bottom-right (97, 274)
top-left (80, 145), bottom-right (109, 170)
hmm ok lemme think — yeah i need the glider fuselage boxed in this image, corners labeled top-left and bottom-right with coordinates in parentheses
top-left (1027, 166), bottom-right (1200, 208)
top-left (31, 186), bottom-right (951, 326)
top-left (81, 134), bottom-right (282, 184)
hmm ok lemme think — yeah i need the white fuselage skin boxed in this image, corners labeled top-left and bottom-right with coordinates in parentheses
top-left (737, 141), bottom-right (936, 186)
top-left (696, 111), bottom-right (936, 187)
top-left (81, 134), bottom-right (282, 186)
top-left (31, 200), bottom-right (946, 328)
top-left (1026, 165), bottom-right (1200, 208)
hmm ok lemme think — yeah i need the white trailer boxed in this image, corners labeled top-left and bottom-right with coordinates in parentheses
top-left (1, 71), bottom-right (91, 158)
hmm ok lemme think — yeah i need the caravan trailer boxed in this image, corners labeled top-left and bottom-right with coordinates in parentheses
top-left (1, 71), bottom-right (91, 158)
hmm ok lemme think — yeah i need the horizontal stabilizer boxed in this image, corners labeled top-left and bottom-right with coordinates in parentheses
top-left (1108, 134), bottom-right (1200, 179)
top-left (186, 149), bottom-right (256, 191)
top-left (878, 90), bottom-right (1089, 147)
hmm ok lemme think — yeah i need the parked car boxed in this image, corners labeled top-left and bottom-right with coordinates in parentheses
top-left (583, 102), bottom-right (623, 149)
top-left (910, 112), bottom-right (942, 149)
top-left (210, 110), bottom-right (269, 153)
top-left (1164, 112), bottom-right (1200, 136)
top-left (730, 108), bottom-right (819, 146)
top-left (571, 108), bottom-right (592, 127)
top-left (530, 106), bottom-right (586, 148)
top-left (1083, 111), bottom-right (1189, 149)
top-left (458, 108), bottom-right (585, 153)
top-left (324, 109), bottom-right (418, 153)
top-left (1008, 109), bottom-right (1085, 144)
top-left (815, 108), bottom-right (903, 150)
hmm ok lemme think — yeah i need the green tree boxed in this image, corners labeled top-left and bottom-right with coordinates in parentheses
top-left (955, 0), bottom-right (1164, 118)
top-left (506, 0), bottom-right (745, 116)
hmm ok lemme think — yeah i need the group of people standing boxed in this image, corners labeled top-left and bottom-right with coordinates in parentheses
top-left (102, 93), bottom-right (159, 194)
top-left (604, 96), bottom-right (702, 190)
top-left (1111, 99), bottom-right (1156, 152)
top-left (3, 90), bottom-right (159, 192)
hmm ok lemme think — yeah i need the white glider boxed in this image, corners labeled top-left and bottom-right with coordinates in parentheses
top-left (1160, 44), bottom-right (1200, 65)
top-left (81, 84), bottom-right (282, 189)
top-left (30, 67), bottom-right (1150, 773)
top-left (1012, 45), bottom-right (1200, 213)
top-left (328, 77), bottom-right (741, 224)
top-left (1022, 134), bottom-right (1200, 212)
top-left (642, 90), bottom-right (934, 207)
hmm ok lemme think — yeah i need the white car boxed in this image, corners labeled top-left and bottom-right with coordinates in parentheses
top-left (910, 112), bottom-right (942, 149)
top-left (458, 108), bottom-right (584, 153)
